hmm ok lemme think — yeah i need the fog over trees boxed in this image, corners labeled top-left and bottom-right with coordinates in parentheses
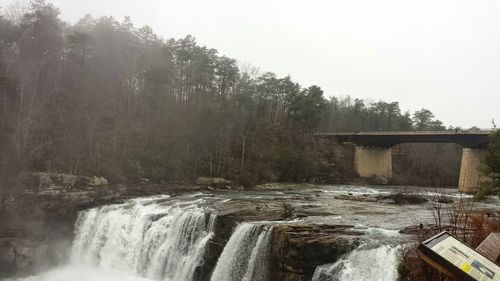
top-left (0, 1), bottom-right (449, 186)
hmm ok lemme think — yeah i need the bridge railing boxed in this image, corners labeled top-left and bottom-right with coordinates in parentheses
top-left (313, 130), bottom-right (495, 136)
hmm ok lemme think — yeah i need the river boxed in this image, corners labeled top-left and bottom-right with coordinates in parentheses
top-left (5, 184), bottom-right (499, 281)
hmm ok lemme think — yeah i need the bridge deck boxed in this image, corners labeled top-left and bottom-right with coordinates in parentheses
top-left (314, 130), bottom-right (494, 136)
top-left (314, 130), bottom-right (494, 148)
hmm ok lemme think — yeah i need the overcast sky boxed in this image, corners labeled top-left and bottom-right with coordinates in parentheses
top-left (1, 0), bottom-right (499, 128)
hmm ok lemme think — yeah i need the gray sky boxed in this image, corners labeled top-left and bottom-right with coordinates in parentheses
top-left (2, 0), bottom-right (499, 128)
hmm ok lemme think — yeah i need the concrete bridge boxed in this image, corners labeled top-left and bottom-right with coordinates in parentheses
top-left (314, 130), bottom-right (494, 192)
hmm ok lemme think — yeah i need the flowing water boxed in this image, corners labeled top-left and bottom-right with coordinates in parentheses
top-left (12, 196), bottom-right (216, 281)
top-left (312, 244), bottom-right (401, 281)
top-left (71, 196), bottom-right (216, 281)
top-left (312, 226), bottom-right (403, 281)
top-left (5, 184), bottom-right (499, 281)
top-left (210, 223), bottom-right (273, 281)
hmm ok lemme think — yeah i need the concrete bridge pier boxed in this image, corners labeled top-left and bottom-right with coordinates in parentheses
top-left (458, 148), bottom-right (488, 193)
top-left (354, 146), bottom-right (393, 179)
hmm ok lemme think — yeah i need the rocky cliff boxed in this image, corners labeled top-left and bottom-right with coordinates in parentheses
top-left (0, 175), bottom-right (364, 280)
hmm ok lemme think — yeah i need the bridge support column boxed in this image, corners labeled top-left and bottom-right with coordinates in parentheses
top-left (458, 148), bottom-right (488, 193)
top-left (354, 146), bottom-right (392, 179)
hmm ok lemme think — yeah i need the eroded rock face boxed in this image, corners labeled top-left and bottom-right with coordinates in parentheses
top-left (270, 224), bottom-right (361, 281)
top-left (0, 238), bottom-right (34, 273)
top-left (0, 183), bottom-right (123, 278)
top-left (195, 201), bottom-right (287, 281)
top-left (0, 237), bottom-right (56, 277)
top-left (190, 200), bottom-right (364, 281)
top-left (0, 187), bottom-right (366, 280)
top-left (193, 201), bottom-right (362, 281)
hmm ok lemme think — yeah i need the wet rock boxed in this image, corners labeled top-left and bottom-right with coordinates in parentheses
top-left (378, 193), bottom-right (427, 205)
top-left (377, 176), bottom-right (389, 185)
top-left (372, 176), bottom-right (389, 185)
top-left (399, 224), bottom-right (453, 235)
top-left (295, 212), bottom-right (308, 218)
top-left (433, 196), bottom-right (454, 204)
top-left (335, 194), bottom-right (377, 202)
top-left (0, 240), bottom-right (16, 265)
top-left (0, 238), bottom-right (34, 273)
top-left (378, 198), bottom-right (396, 204)
top-left (270, 224), bottom-right (361, 281)
top-left (254, 182), bottom-right (316, 190)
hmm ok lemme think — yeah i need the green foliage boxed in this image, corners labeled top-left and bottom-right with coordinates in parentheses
top-left (320, 99), bottom-right (433, 132)
top-left (478, 130), bottom-right (500, 198)
top-left (276, 147), bottom-right (310, 182)
top-left (289, 85), bottom-right (327, 132)
top-left (412, 109), bottom-right (446, 130)
top-left (239, 171), bottom-right (257, 188)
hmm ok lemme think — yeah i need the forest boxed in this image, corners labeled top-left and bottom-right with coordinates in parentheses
top-left (0, 1), bottom-right (452, 188)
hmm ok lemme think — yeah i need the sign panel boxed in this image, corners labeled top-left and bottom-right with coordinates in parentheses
top-left (419, 232), bottom-right (500, 281)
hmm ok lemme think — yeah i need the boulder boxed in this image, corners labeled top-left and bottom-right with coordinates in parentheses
top-left (433, 196), bottom-right (454, 204)
top-left (372, 176), bottom-right (389, 185)
top-left (77, 176), bottom-right (108, 187)
top-left (270, 224), bottom-right (360, 281)
top-left (335, 194), bottom-right (378, 202)
top-left (90, 176), bottom-right (108, 186)
top-left (378, 193), bottom-right (427, 205)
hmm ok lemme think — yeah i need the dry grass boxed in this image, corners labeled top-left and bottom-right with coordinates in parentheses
top-left (280, 201), bottom-right (294, 219)
top-left (398, 193), bottom-right (500, 281)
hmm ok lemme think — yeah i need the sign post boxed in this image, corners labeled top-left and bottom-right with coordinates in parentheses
top-left (419, 231), bottom-right (500, 281)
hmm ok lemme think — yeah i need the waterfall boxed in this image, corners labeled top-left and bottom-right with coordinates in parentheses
top-left (67, 197), bottom-right (215, 281)
top-left (312, 242), bottom-right (401, 281)
top-left (210, 223), bottom-right (273, 281)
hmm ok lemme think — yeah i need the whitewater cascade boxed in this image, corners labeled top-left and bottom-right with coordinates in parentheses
top-left (210, 223), bottom-right (274, 281)
top-left (311, 227), bottom-right (402, 281)
top-left (70, 197), bottom-right (216, 281)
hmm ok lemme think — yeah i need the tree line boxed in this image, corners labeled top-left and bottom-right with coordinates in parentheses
top-left (479, 130), bottom-right (500, 197)
top-left (0, 1), bottom-right (449, 187)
